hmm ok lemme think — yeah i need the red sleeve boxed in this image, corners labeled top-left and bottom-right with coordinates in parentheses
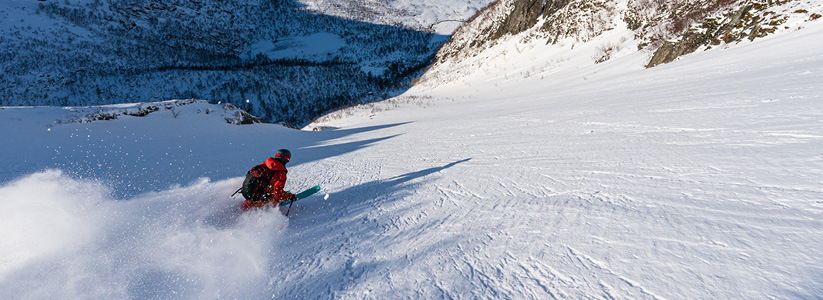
top-left (269, 171), bottom-right (293, 202)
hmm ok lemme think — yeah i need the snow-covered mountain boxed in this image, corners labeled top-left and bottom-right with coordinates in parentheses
top-left (419, 0), bottom-right (823, 86)
top-left (2, 0), bottom-right (823, 299)
top-left (4, 0), bottom-right (816, 126)
top-left (0, 0), bottom-right (492, 126)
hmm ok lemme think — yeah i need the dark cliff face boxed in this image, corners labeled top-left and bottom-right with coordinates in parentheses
top-left (433, 0), bottom-right (578, 66)
top-left (491, 0), bottom-right (573, 40)
top-left (493, 0), bottom-right (544, 39)
top-left (486, 0), bottom-right (575, 41)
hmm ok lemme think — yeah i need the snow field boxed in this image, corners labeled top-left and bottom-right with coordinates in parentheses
top-left (0, 102), bottom-right (350, 298)
top-left (305, 21), bottom-right (823, 298)
top-left (0, 12), bottom-right (822, 300)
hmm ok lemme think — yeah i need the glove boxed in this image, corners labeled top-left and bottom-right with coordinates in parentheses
top-left (288, 194), bottom-right (297, 201)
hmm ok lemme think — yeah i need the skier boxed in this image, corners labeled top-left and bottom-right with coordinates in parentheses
top-left (241, 149), bottom-right (297, 210)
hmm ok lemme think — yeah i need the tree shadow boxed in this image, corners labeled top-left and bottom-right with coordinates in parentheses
top-left (382, 158), bottom-right (472, 186)
top-left (267, 158), bottom-right (473, 298)
top-left (3, 120), bottom-right (412, 200)
top-left (308, 122), bottom-right (412, 137)
top-left (292, 134), bottom-right (404, 169)
top-left (288, 158), bottom-right (472, 217)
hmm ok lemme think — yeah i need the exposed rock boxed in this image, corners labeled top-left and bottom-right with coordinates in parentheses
top-left (491, 0), bottom-right (573, 40)
top-left (493, 0), bottom-right (543, 39)
top-left (430, 0), bottom-right (581, 67)
top-left (56, 100), bottom-right (269, 125)
top-left (647, 5), bottom-right (753, 68)
top-left (222, 103), bottom-right (268, 125)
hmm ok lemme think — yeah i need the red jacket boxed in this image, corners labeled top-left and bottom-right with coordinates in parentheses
top-left (242, 157), bottom-right (294, 209)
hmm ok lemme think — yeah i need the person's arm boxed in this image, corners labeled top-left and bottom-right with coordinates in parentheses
top-left (270, 171), bottom-right (295, 202)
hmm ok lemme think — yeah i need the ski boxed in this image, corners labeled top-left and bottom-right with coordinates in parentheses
top-left (278, 185), bottom-right (322, 207)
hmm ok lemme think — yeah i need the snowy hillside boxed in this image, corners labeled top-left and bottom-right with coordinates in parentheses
top-left (2, 17), bottom-right (822, 298)
top-left (419, 0), bottom-right (823, 86)
top-left (3, 2), bottom-right (823, 300)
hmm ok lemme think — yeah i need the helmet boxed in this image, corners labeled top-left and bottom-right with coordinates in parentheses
top-left (274, 149), bottom-right (291, 165)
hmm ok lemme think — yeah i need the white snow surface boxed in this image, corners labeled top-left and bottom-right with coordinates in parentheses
top-left (2, 21), bottom-right (823, 300)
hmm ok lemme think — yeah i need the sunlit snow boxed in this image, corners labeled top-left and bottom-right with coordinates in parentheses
top-left (1, 11), bottom-right (822, 300)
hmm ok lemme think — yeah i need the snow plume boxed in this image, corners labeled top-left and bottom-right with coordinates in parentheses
top-left (0, 170), bottom-right (286, 299)
top-left (0, 170), bottom-right (105, 282)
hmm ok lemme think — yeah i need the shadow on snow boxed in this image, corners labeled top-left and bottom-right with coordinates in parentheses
top-left (271, 158), bottom-right (472, 297)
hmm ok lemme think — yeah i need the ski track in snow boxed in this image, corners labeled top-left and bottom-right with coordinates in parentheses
top-left (297, 22), bottom-right (823, 299)
top-left (2, 18), bottom-right (823, 300)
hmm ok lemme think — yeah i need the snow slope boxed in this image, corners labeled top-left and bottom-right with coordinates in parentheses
top-left (305, 21), bottom-right (823, 298)
top-left (2, 18), bottom-right (823, 300)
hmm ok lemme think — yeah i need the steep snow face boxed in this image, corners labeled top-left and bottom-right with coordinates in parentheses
top-left (2, 16), bottom-right (823, 300)
top-left (308, 21), bottom-right (823, 298)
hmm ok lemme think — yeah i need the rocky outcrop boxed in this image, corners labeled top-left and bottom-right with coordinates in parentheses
top-left (647, 5), bottom-right (752, 67)
top-left (57, 100), bottom-right (268, 125)
top-left (223, 104), bottom-right (269, 125)
top-left (490, 0), bottom-right (573, 40)
top-left (431, 0), bottom-right (603, 67)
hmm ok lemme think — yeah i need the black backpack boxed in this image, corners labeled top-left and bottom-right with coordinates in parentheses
top-left (241, 164), bottom-right (275, 202)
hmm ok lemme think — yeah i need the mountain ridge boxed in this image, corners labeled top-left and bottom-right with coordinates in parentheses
top-left (417, 0), bottom-right (822, 86)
